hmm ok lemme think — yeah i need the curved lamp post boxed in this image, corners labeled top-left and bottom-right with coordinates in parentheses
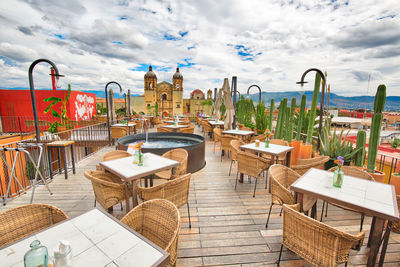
top-left (105, 81), bottom-right (122, 143)
top-left (247, 84), bottom-right (262, 103)
top-left (29, 59), bottom-right (64, 142)
top-left (296, 68), bottom-right (326, 149)
top-left (127, 89), bottom-right (131, 115)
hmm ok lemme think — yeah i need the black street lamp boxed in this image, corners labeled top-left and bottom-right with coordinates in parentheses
top-left (296, 68), bottom-right (326, 149)
top-left (28, 59), bottom-right (64, 142)
top-left (247, 84), bottom-right (262, 103)
top-left (105, 81), bottom-right (122, 143)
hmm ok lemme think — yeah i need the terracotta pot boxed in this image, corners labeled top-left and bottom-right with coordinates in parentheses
top-left (299, 143), bottom-right (312, 159)
top-left (363, 168), bottom-right (386, 183)
top-left (390, 174), bottom-right (400, 195)
top-left (290, 140), bottom-right (302, 165)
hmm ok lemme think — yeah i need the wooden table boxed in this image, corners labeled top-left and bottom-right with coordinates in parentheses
top-left (161, 125), bottom-right (189, 132)
top-left (223, 129), bottom-right (254, 141)
top-left (208, 121), bottom-right (224, 129)
top-left (0, 208), bottom-right (169, 267)
top-left (112, 123), bottom-right (136, 134)
top-left (100, 153), bottom-right (179, 211)
top-left (290, 168), bottom-right (400, 267)
top-left (47, 140), bottom-right (76, 180)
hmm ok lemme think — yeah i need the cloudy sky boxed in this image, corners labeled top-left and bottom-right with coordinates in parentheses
top-left (0, 0), bottom-right (399, 98)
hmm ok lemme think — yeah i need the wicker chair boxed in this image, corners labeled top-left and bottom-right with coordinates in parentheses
top-left (393, 195), bottom-right (400, 234)
top-left (278, 204), bottom-right (364, 267)
top-left (121, 199), bottom-right (180, 267)
top-left (321, 166), bottom-right (374, 232)
top-left (262, 139), bottom-right (290, 164)
top-left (213, 128), bottom-right (223, 152)
top-left (220, 134), bottom-right (239, 161)
top-left (250, 133), bottom-right (266, 143)
top-left (155, 148), bottom-right (188, 180)
top-left (102, 150), bottom-right (131, 162)
top-left (240, 126), bottom-right (252, 131)
top-left (84, 170), bottom-right (132, 211)
top-left (229, 139), bottom-right (245, 176)
top-left (203, 122), bottom-right (213, 138)
top-left (235, 150), bottom-right (270, 197)
top-left (111, 127), bottom-right (128, 139)
top-left (136, 174), bottom-right (192, 227)
top-left (291, 155), bottom-right (330, 175)
top-left (265, 164), bottom-right (300, 228)
top-left (157, 126), bottom-right (173, 132)
top-left (179, 124), bottom-right (195, 134)
top-left (0, 204), bottom-right (68, 247)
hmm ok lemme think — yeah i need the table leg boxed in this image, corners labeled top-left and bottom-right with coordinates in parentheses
top-left (286, 151), bottom-right (292, 167)
top-left (239, 173), bottom-right (244, 183)
top-left (124, 182), bottom-right (131, 212)
top-left (310, 202), bottom-right (317, 219)
top-left (57, 147), bottom-right (62, 174)
top-left (172, 167), bottom-right (177, 178)
top-left (378, 221), bottom-right (392, 266)
top-left (131, 181), bottom-right (138, 207)
top-left (47, 147), bottom-right (53, 179)
top-left (295, 192), bottom-right (304, 212)
top-left (63, 147), bottom-right (68, 179)
top-left (70, 144), bottom-right (75, 174)
top-left (367, 216), bottom-right (376, 247)
top-left (366, 217), bottom-right (385, 267)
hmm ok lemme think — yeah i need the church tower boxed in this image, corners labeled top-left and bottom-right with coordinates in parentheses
top-left (172, 67), bottom-right (183, 114)
top-left (144, 66), bottom-right (157, 109)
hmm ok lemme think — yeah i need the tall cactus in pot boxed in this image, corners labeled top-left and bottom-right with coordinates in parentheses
top-left (275, 98), bottom-right (286, 139)
top-left (268, 98), bottom-right (274, 131)
top-left (367, 85), bottom-right (386, 175)
top-left (295, 94), bottom-right (306, 141)
top-left (306, 73), bottom-right (321, 144)
top-left (354, 130), bottom-right (366, 167)
top-left (285, 97), bottom-right (296, 143)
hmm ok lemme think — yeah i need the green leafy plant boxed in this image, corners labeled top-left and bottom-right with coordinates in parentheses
top-left (255, 101), bottom-right (269, 134)
top-left (319, 118), bottom-right (360, 161)
top-left (236, 96), bottom-right (255, 127)
top-left (306, 73), bottom-right (321, 144)
top-left (390, 138), bottom-right (400, 149)
top-left (44, 84), bottom-right (71, 133)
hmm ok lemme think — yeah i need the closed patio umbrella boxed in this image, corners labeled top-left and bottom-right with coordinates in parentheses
top-left (213, 88), bottom-right (223, 119)
top-left (222, 78), bottom-right (234, 130)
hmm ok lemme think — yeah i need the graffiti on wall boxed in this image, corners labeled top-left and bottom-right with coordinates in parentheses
top-left (74, 94), bottom-right (95, 121)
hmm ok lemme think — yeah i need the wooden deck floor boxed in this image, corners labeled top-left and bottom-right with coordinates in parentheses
top-left (1, 125), bottom-right (399, 266)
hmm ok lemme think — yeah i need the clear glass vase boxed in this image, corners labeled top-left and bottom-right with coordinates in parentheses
top-left (265, 138), bottom-right (270, 148)
top-left (24, 240), bottom-right (49, 267)
top-left (138, 150), bottom-right (143, 166)
top-left (333, 168), bottom-right (344, 188)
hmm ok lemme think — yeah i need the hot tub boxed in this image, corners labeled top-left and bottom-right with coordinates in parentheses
top-left (117, 132), bottom-right (205, 173)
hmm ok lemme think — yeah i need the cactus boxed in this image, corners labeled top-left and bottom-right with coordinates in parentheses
top-left (354, 130), bottom-right (366, 167)
top-left (284, 104), bottom-right (290, 141)
top-left (306, 73), bottom-right (321, 144)
top-left (275, 98), bottom-right (287, 139)
top-left (295, 94), bottom-right (306, 141)
top-left (275, 100), bottom-right (283, 138)
top-left (367, 84), bottom-right (386, 173)
top-left (268, 98), bottom-right (274, 131)
top-left (285, 97), bottom-right (296, 143)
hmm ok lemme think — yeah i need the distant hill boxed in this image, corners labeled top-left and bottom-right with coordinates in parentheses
top-left (81, 90), bottom-right (142, 98)
top-left (242, 91), bottom-right (400, 111)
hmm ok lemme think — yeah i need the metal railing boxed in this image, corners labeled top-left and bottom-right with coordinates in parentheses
top-left (0, 122), bottom-right (112, 204)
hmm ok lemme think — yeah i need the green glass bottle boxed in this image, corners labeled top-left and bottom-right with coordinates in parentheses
top-left (24, 240), bottom-right (49, 267)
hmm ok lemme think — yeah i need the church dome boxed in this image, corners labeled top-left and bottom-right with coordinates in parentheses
top-left (173, 67), bottom-right (183, 79)
top-left (144, 66), bottom-right (156, 79)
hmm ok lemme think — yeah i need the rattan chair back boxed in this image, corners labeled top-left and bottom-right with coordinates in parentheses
top-left (179, 124), bottom-right (195, 133)
top-left (240, 126), bottom-right (252, 131)
top-left (328, 166), bottom-right (374, 180)
top-left (221, 135), bottom-right (239, 155)
top-left (121, 199), bottom-right (180, 267)
top-left (250, 133), bottom-right (266, 142)
top-left (281, 204), bottom-right (364, 266)
top-left (269, 164), bottom-right (300, 205)
top-left (213, 127), bottom-right (223, 142)
top-left (102, 150), bottom-right (131, 162)
top-left (203, 122), bottom-right (213, 135)
top-left (84, 170), bottom-right (130, 210)
top-left (111, 127), bottom-right (128, 139)
top-left (230, 139), bottom-right (245, 161)
top-left (162, 148), bottom-right (188, 176)
top-left (291, 155), bottom-right (330, 175)
top-left (237, 150), bottom-right (270, 178)
top-left (136, 173), bottom-right (191, 208)
top-left (0, 204), bottom-right (68, 247)
top-left (157, 127), bottom-right (173, 132)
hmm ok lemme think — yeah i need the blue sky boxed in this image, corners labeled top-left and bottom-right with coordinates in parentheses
top-left (0, 0), bottom-right (399, 97)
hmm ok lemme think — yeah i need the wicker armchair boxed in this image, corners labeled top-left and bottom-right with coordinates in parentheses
top-left (229, 139), bottom-right (245, 176)
top-left (262, 139), bottom-right (290, 164)
top-left (213, 128), bottom-right (223, 152)
top-left (278, 204), bottom-right (364, 267)
top-left (265, 164), bottom-right (300, 228)
top-left (157, 126), bottom-right (173, 132)
top-left (84, 170), bottom-right (132, 211)
top-left (321, 166), bottom-right (374, 232)
top-left (291, 155), bottom-right (330, 175)
top-left (179, 124), bottom-right (195, 133)
top-left (102, 150), bottom-right (131, 162)
top-left (111, 127), bottom-right (128, 139)
top-left (235, 150), bottom-right (270, 197)
top-left (136, 173), bottom-right (192, 227)
top-left (220, 134), bottom-right (239, 161)
top-left (155, 148), bottom-right (188, 180)
top-left (393, 195), bottom-right (400, 234)
top-left (240, 126), bottom-right (252, 131)
top-left (121, 199), bottom-right (180, 267)
top-left (0, 204), bottom-right (68, 247)
top-left (203, 122), bottom-right (213, 138)
top-left (250, 133), bottom-right (266, 143)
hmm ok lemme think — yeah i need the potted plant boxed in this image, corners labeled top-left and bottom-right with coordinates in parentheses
top-left (319, 118), bottom-right (360, 170)
top-left (390, 168), bottom-right (400, 195)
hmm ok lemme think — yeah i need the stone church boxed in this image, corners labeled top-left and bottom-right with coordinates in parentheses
top-left (144, 66), bottom-right (183, 116)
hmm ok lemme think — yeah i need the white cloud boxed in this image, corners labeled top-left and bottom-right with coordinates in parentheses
top-left (0, 0), bottom-right (399, 97)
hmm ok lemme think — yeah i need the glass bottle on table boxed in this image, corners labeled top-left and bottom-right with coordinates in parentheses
top-left (24, 240), bottom-right (49, 267)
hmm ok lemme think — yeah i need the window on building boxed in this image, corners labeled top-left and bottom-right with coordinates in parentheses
top-left (162, 94), bottom-right (167, 100)
top-left (147, 104), bottom-right (150, 107)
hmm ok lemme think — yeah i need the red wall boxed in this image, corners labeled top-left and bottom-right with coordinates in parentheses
top-left (0, 89), bottom-right (96, 132)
